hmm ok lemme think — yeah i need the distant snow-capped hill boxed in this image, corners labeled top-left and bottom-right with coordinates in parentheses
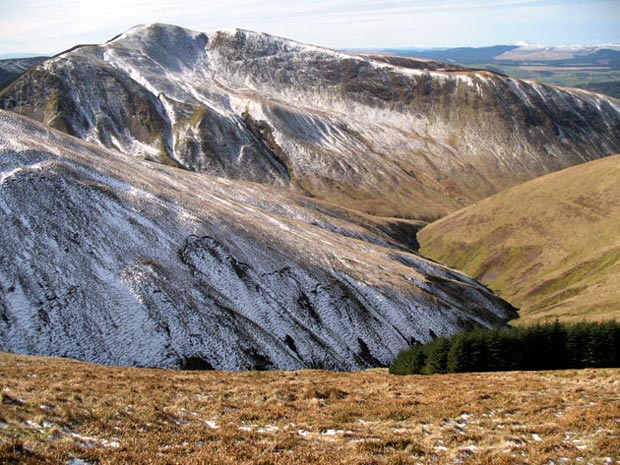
top-left (497, 42), bottom-right (620, 61)
top-left (2, 24), bottom-right (620, 220)
top-left (0, 56), bottom-right (48, 91)
top-left (0, 110), bottom-right (516, 370)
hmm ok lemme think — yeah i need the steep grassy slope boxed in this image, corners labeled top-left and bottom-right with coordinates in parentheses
top-left (1, 351), bottom-right (619, 464)
top-left (418, 155), bottom-right (620, 324)
top-left (2, 24), bottom-right (620, 220)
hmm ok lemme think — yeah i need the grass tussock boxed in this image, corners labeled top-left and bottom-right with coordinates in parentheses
top-left (1, 351), bottom-right (619, 464)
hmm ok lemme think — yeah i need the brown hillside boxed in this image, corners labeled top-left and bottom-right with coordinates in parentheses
top-left (418, 155), bottom-right (620, 324)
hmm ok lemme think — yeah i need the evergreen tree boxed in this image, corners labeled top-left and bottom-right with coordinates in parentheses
top-left (486, 329), bottom-right (519, 371)
top-left (565, 322), bottom-right (586, 368)
top-left (391, 320), bottom-right (620, 375)
top-left (424, 337), bottom-right (451, 374)
top-left (447, 331), bottom-right (487, 373)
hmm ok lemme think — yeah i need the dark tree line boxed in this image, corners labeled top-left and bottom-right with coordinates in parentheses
top-left (390, 321), bottom-right (620, 375)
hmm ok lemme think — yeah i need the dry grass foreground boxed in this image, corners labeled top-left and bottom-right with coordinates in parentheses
top-left (0, 352), bottom-right (619, 464)
top-left (418, 154), bottom-right (620, 324)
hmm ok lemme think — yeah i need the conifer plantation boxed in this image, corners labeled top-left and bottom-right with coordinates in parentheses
top-left (390, 321), bottom-right (620, 375)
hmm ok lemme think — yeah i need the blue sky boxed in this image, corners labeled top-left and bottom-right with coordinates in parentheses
top-left (1, 0), bottom-right (619, 55)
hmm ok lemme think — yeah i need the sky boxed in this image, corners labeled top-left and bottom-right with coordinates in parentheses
top-left (1, 0), bottom-right (619, 55)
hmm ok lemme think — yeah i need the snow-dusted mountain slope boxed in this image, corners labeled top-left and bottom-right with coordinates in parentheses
top-left (0, 110), bottom-right (516, 370)
top-left (2, 24), bottom-right (620, 220)
top-left (0, 57), bottom-right (47, 75)
top-left (0, 56), bottom-right (47, 90)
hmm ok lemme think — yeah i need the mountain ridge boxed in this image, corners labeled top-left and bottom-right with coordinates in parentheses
top-left (382, 43), bottom-right (620, 99)
top-left (3, 23), bottom-right (620, 221)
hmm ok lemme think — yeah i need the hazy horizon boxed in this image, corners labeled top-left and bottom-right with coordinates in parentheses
top-left (1, 0), bottom-right (619, 56)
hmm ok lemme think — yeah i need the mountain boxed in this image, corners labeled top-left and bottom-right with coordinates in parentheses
top-left (382, 45), bottom-right (519, 65)
top-left (2, 24), bottom-right (620, 221)
top-left (495, 44), bottom-right (620, 66)
top-left (383, 43), bottom-right (620, 67)
top-left (579, 81), bottom-right (620, 100)
top-left (0, 53), bottom-right (50, 59)
top-left (0, 109), bottom-right (516, 370)
top-left (0, 56), bottom-right (48, 91)
top-left (418, 155), bottom-right (620, 324)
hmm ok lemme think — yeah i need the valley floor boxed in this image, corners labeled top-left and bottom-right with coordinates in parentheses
top-left (0, 352), bottom-right (618, 465)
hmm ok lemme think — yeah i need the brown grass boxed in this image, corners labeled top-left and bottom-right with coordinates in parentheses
top-left (1, 351), bottom-right (619, 464)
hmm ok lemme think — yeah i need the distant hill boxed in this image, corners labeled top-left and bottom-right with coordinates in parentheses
top-left (496, 46), bottom-right (620, 67)
top-left (384, 44), bottom-right (620, 68)
top-left (0, 53), bottom-right (50, 59)
top-left (418, 155), bottom-right (620, 324)
top-left (0, 56), bottom-right (47, 91)
top-left (383, 45), bottom-right (518, 65)
top-left (384, 44), bottom-right (620, 99)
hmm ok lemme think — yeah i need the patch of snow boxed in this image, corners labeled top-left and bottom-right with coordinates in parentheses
top-left (321, 429), bottom-right (352, 436)
top-left (257, 424), bottom-right (279, 433)
top-left (102, 440), bottom-right (121, 448)
top-left (66, 459), bottom-right (93, 465)
top-left (70, 432), bottom-right (120, 448)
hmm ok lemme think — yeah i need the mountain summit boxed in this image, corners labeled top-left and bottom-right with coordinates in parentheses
top-left (3, 23), bottom-right (620, 220)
